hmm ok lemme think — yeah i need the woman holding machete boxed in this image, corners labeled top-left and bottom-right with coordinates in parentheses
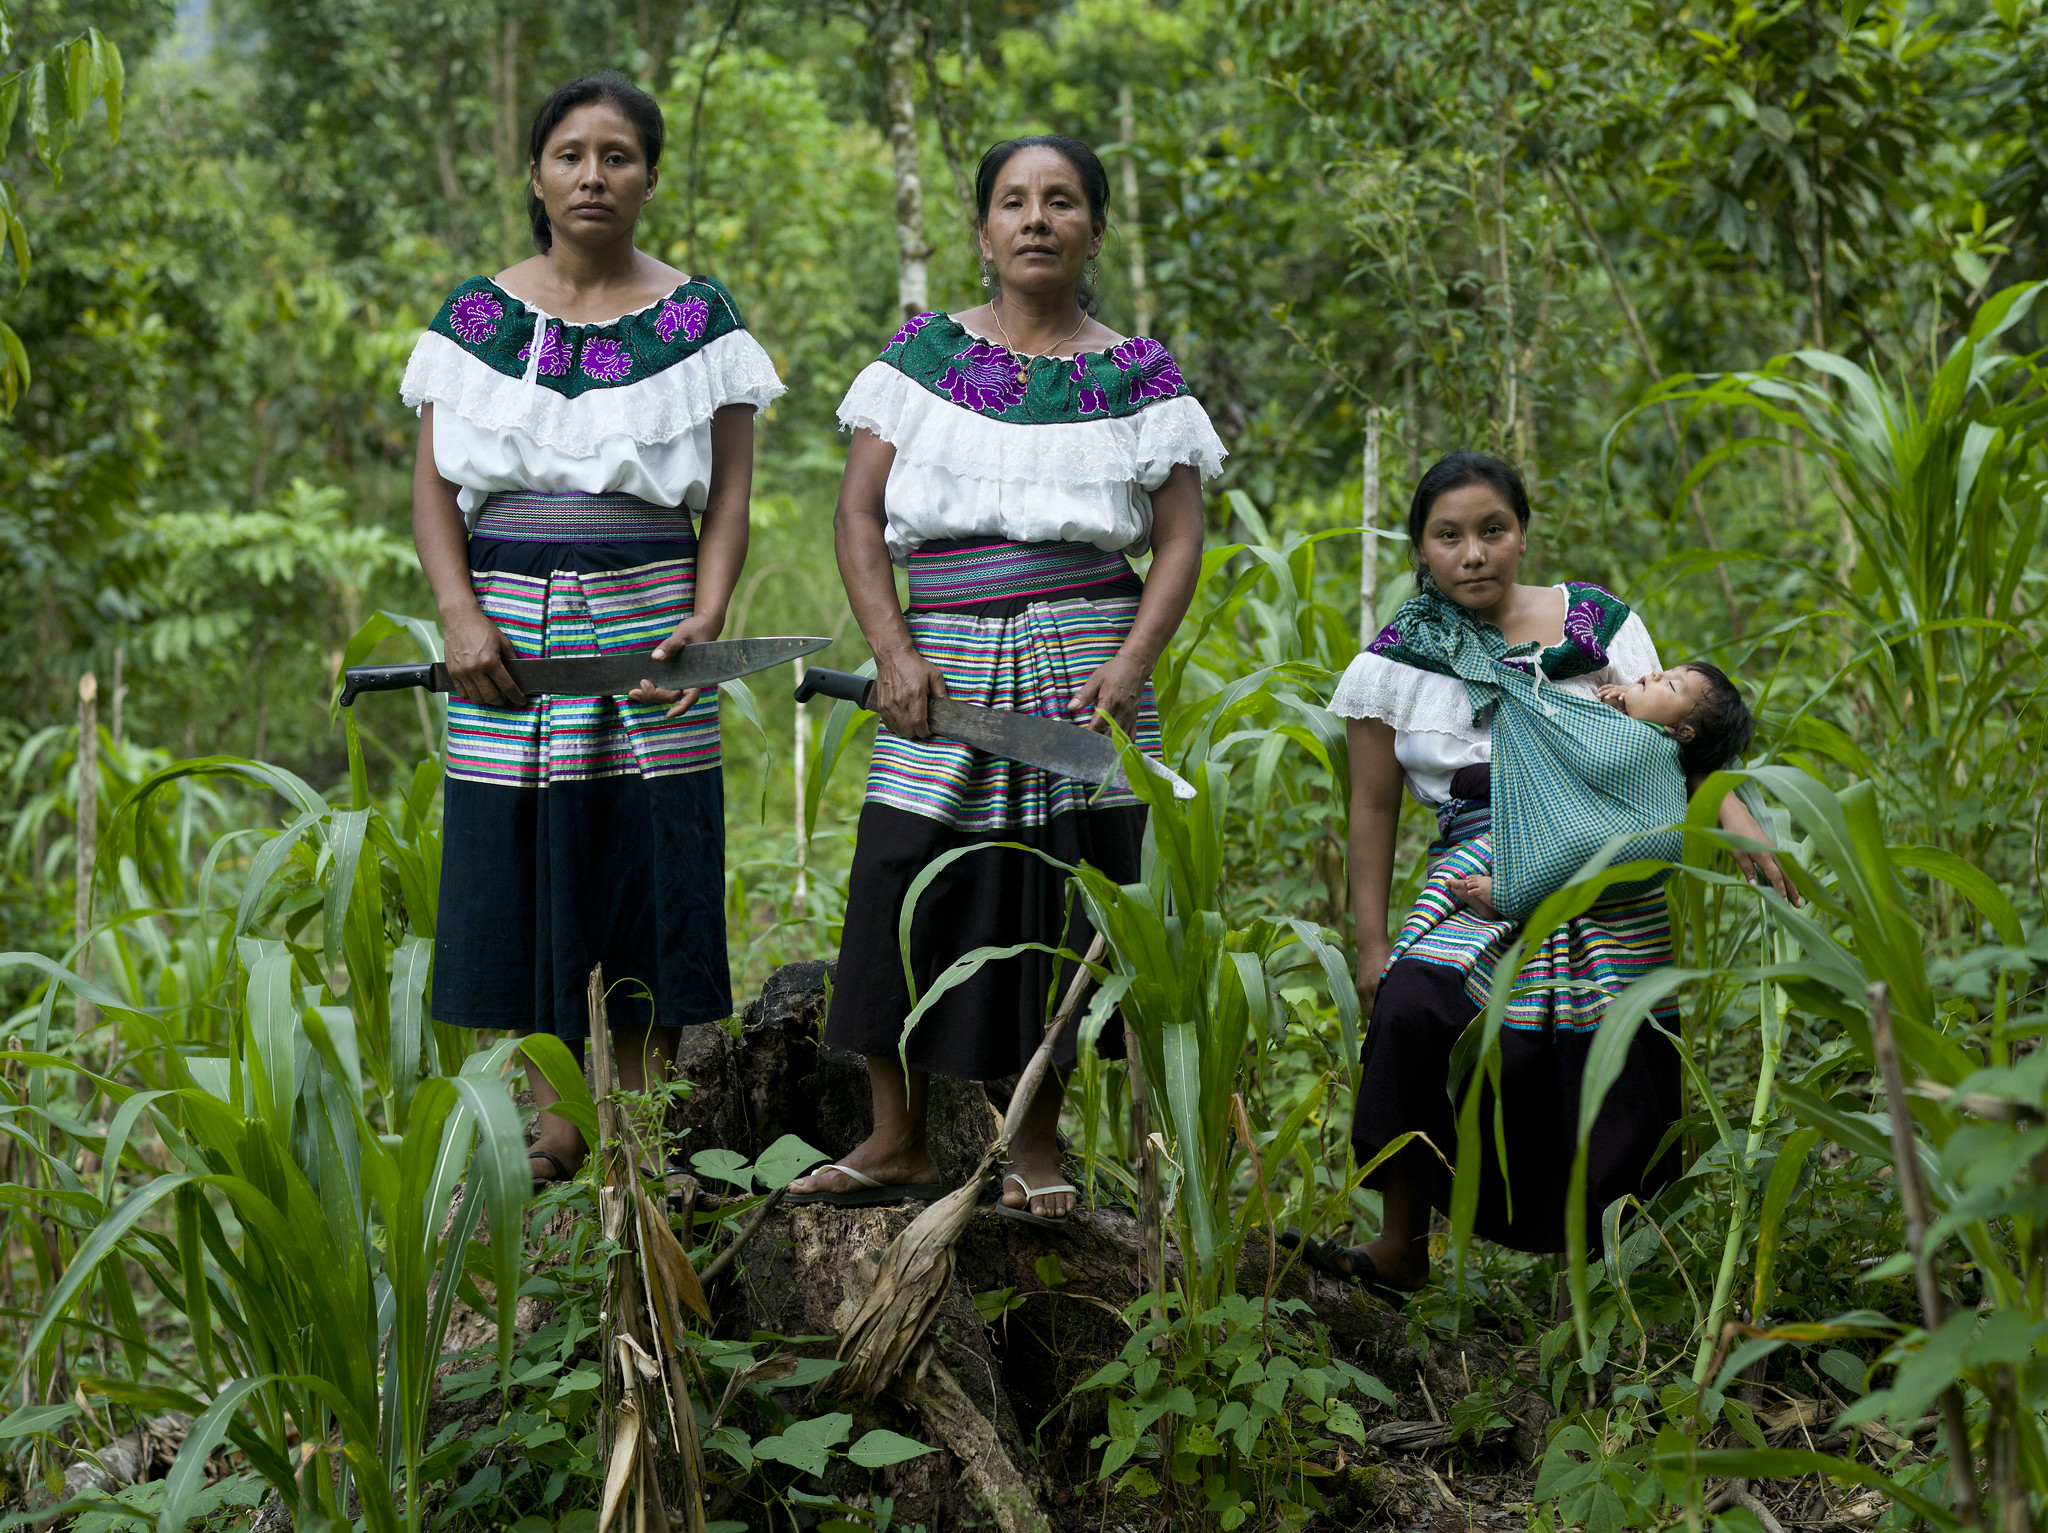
top-left (400, 72), bottom-right (783, 1190)
top-left (786, 136), bottom-right (1226, 1223)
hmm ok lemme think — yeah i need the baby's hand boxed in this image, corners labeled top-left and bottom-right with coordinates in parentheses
top-left (1596, 683), bottom-right (1628, 709)
top-left (1450, 873), bottom-right (1502, 922)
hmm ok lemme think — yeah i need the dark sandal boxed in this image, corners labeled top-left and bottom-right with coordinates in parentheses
top-left (1278, 1227), bottom-right (1412, 1307)
top-left (529, 1148), bottom-right (575, 1195)
top-left (650, 1154), bottom-right (701, 1209)
top-left (784, 1162), bottom-right (950, 1208)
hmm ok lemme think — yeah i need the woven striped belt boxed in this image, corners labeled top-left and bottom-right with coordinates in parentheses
top-left (473, 491), bottom-right (697, 544)
top-left (904, 538), bottom-right (1133, 608)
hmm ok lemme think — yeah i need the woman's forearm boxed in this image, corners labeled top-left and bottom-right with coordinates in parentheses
top-left (693, 404), bottom-right (756, 632)
top-left (1119, 465), bottom-right (1204, 671)
top-left (836, 516), bottom-right (915, 660)
top-left (1349, 799), bottom-right (1400, 947)
top-left (832, 432), bottom-right (917, 663)
top-left (1346, 717), bottom-right (1405, 949)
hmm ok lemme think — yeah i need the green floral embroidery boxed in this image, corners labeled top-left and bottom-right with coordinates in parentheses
top-left (879, 311), bottom-right (1190, 423)
top-left (426, 275), bottom-right (748, 397)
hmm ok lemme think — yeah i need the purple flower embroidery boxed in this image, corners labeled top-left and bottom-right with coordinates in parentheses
top-left (517, 322), bottom-right (571, 377)
top-left (1111, 336), bottom-right (1187, 401)
top-left (1562, 601), bottom-right (1609, 668)
top-left (580, 336), bottom-right (633, 383)
top-left (657, 295), bottom-right (709, 345)
top-left (1367, 622), bottom-right (1402, 656)
top-left (888, 311), bottom-right (936, 349)
top-left (449, 291), bottom-right (504, 345)
top-left (1071, 355), bottom-right (1106, 414)
top-left (938, 340), bottom-right (1027, 414)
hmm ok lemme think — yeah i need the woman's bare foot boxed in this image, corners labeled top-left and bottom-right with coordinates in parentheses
top-left (1356, 1231), bottom-right (1431, 1291)
top-left (786, 1132), bottom-right (942, 1196)
top-left (999, 1143), bottom-right (1076, 1219)
top-left (1000, 1067), bottom-right (1076, 1219)
top-left (1451, 872), bottom-right (1501, 921)
top-left (529, 1129), bottom-right (587, 1187)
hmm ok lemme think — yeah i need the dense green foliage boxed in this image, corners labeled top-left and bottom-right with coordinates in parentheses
top-left (2, 0), bottom-right (2046, 1528)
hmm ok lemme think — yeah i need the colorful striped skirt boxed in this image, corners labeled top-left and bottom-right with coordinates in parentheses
top-left (433, 490), bottom-right (731, 1040)
top-left (1351, 780), bottom-right (1680, 1252)
top-left (825, 537), bottom-right (1150, 1080)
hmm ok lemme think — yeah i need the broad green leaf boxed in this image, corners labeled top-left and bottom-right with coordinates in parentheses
top-left (0, 1402), bottom-right (77, 1438)
top-left (846, 1429), bottom-right (936, 1468)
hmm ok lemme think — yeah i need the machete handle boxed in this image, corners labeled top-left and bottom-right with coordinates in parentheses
top-left (340, 662), bottom-right (448, 707)
top-left (794, 667), bottom-right (874, 709)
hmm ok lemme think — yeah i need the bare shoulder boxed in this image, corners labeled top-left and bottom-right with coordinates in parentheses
top-left (637, 253), bottom-right (690, 290)
top-left (1497, 583), bottom-right (1568, 648)
top-left (1080, 317), bottom-right (1128, 349)
top-left (491, 255), bottom-right (550, 296)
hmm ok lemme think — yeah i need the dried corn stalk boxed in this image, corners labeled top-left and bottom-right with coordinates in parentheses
top-left (589, 965), bottom-right (709, 1533)
top-left (834, 935), bottom-right (1105, 1400)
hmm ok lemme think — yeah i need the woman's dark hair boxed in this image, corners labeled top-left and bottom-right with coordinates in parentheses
top-left (1405, 451), bottom-right (1533, 552)
top-left (973, 135), bottom-right (1111, 313)
top-left (1673, 662), bottom-right (1754, 775)
top-left (526, 72), bottom-right (666, 253)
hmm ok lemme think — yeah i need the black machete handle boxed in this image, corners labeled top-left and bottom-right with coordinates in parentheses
top-left (341, 662), bottom-right (447, 708)
top-left (794, 668), bottom-right (874, 709)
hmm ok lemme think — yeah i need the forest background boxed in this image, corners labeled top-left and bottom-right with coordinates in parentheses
top-left (3, 0), bottom-right (2048, 1529)
top-left (8, 0), bottom-right (2041, 993)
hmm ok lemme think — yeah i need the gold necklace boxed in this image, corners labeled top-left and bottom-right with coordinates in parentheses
top-left (989, 300), bottom-right (1089, 388)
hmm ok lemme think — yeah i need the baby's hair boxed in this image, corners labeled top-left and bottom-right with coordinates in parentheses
top-left (1673, 662), bottom-right (1752, 775)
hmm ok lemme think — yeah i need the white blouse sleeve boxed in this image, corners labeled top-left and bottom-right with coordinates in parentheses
top-left (1326, 651), bottom-right (1487, 743)
top-left (1604, 614), bottom-right (1662, 684)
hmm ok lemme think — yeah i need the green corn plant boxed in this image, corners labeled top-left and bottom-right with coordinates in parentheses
top-left (1068, 748), bottom-right (1359, 1315)
top-left (1616, 281), bottom-right (2048, 877)
top-left (1516, 765), bottom-right (2038, 1528)
top-left (0, 712), bottom-right (595, 1530)
top-left (1, 987), bottom-right (580, 1531)
top-left (1154, 511), bottom-right (1359, 932)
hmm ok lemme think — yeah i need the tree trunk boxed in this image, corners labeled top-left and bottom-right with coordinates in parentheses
top-left (1360, 410), bottom-right (1381, 642)
top-left (75, 674), bottom-right (98, 1039)
top-left (490, 14), bottom-right (525, 260)
top-left (1117, 86), bottom-right (1151, 336)
top-left (880, 1), bottom-right (928, 322)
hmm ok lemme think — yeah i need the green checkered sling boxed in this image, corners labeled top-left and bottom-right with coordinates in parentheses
top-left (1367, 575), bottom-right (1686, 921)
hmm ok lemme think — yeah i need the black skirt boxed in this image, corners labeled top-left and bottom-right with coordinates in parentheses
top-left (1352, 959), bottom-right (1682, 1254)
top-left (825, 801), bottom-right (1141, 1077)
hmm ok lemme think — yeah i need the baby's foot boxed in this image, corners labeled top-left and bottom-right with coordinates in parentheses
top-left (1452, 874), bottom-right (1501, 922)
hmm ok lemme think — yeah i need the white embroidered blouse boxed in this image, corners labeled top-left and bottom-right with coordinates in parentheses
top-left (399, 275), bottom-right (785, 524)
top-left (1327, 590), bottom-right (1663, 804)
top-left (836, 312), bottom-right (1227, 564)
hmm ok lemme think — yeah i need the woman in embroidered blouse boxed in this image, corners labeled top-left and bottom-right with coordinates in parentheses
top-left (786, 136), bottom-right (1226, 1221)
top-left (1310, 452), bottom-right (1790, 1289)
top-left (401, 73), bottom-right (783, 1188)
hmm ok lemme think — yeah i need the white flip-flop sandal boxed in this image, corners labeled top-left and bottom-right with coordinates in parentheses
top-left (994, 1172), bottom-right (1080, 1228)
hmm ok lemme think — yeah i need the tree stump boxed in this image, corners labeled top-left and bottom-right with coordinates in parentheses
top-left (470, 962), bottom-right (1552, 1530)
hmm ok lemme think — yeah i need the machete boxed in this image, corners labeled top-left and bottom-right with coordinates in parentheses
top-left (794, 667), bottom-right (1195, 800)
top-left (340, 636), bottom-right (831, 707)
